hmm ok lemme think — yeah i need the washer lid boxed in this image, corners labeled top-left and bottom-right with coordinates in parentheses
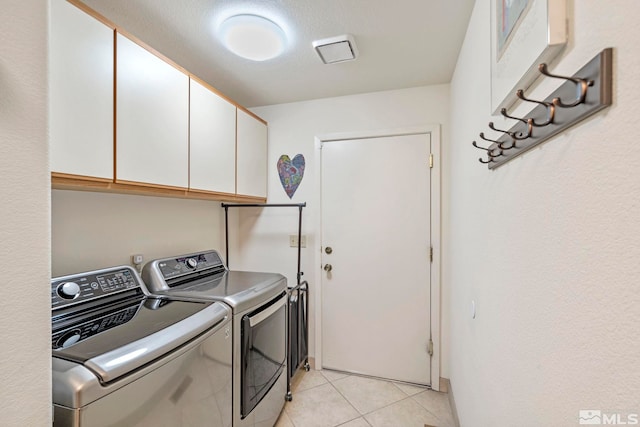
top-left (52, 297), bottom-right (229, 383)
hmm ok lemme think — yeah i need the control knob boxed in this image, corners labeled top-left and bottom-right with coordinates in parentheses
top-left (57, 329), bottom-right (81, 348)
top-left (57, 281), bottom-right (81, 300)
top-left (186, 258), bottom-right (198, 269)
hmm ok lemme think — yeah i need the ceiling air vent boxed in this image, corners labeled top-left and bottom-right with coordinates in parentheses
top-left (312, 34), bottom-right (358, 64)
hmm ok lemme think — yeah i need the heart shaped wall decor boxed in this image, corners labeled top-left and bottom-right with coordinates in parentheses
top-left (277, 154), bottom-right (305, 199)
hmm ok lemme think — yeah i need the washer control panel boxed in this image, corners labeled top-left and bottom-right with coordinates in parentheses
top-left (157, 251), bottom-right (225, 280)
top-left (52, 303), bottom-right (140, 349)
top-left (51, 267), bottom-right (140, 309)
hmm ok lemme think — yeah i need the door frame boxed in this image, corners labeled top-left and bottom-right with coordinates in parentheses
top-left (313, 125), bottom-right (442, 390)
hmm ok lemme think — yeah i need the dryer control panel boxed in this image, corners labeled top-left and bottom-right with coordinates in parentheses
top-left (156, 251), bottom-right (225, 281)
top-left (51, 267), bottom-right (141, 309)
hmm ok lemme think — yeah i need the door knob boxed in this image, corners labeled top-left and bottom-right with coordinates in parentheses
top-left (323, 264), bottom-right (333, 272)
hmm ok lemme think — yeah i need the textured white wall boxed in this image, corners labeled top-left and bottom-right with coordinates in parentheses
top-left (247, 85), bottom-right (450, 371)
top-left (0, 1), bottom-right (51, 425)
top-left (52, 190), bottom-right (235, 276)
top-left (448, 0), bottom-right (640, 425)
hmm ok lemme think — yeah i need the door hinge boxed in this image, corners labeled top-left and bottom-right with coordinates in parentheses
top-left (429, 246), bottom-right (433, 263)
top-left (428, 338), bottom-right (434, 357)
top-left (429, 153), bottom-right (434, 168)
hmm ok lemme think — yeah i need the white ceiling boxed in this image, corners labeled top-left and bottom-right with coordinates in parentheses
top-left (80, 0), bottom-right (476, 108)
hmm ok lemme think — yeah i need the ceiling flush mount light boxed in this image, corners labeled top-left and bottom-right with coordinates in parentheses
top-left (219, 14), bottom-right (286, 61)
top-left (312, 34), bottom-right (358, 64)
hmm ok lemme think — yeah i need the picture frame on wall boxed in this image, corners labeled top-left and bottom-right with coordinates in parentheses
top-left (490, 0), bottom-right (568, 114)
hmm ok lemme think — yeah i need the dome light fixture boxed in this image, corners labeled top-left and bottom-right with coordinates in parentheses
top-left (219, 14), bottom-right (287, 61)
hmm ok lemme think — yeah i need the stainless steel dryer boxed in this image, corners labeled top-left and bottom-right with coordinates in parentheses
top-left (51, 265), bottom-right (233, 427)
top-left (142, 250), bottom-right (287, 427)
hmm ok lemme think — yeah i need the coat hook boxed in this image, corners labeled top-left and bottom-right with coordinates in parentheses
top-left (538, 63), bottom-right (594, 108)
top-left (479, 132), bottom-right (511, 152)
top-left (488, 121), bottom-right (531, 142)
top-left (500, 108), bottom-right (528, 124)
top-left (473, 141), bottom-right (500, 164)
top-left (477, 135), bottom-right (506, 157)
top-left (472, 140), bottom-right (506, 154)
top-left (472, 132), bottom-right (508, 158)
top-left (472, 140), bottom-right (491, 152)
top-left (515, 89), bottom-right (555, 126)
top-left (471, 141), bottom-right (495, 165)
top-left (480, 132), bottom-right (514, 152)
top-left (499, 110), bottom-right (536, 138)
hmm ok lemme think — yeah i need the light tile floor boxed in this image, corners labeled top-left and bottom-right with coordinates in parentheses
top-left (276, 369), bottom-right (456, 427)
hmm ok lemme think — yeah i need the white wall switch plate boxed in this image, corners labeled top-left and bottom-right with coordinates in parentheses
top-left (289, 235), bottom-right (307, 248)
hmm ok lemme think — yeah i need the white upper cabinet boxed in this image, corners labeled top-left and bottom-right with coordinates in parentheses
top-left (50, 0), bottom-right (114, 179)
top-left (236, 110), bottom-right (268, 198)
top-left (189, 79), bottom-right (236, 194)
top-left (115, 33), bottom-right (189, 188)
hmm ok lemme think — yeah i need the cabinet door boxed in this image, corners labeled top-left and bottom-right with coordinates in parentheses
top-left (116, 33), bottom-right (189, 188)
top-left (50, 0), bottom-right (114, 179)
top-left (189, 79), bottom-right (236, 194)
top-left (236, 110), bottom-right (267, 198)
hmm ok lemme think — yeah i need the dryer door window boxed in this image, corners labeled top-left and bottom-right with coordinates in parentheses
top-left (241, 292), bottom-right (286, 418)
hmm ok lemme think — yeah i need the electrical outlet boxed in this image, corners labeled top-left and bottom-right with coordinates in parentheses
top-left (289, 235), bottom-right (307, 248)
top-left (131, 254), bottom-right (144, 265)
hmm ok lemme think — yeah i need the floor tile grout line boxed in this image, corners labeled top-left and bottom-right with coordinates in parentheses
top-left (287, 410), bottom-right (297, 427)
top-left (282, 402), bottom-right (296, 427)
top-left (362, 394), bottom-right (416, 416)
top-left (320, 370), bottom-right (350, 384)
top-left (360, 393), bottom-right (445, 423)
top-left (293, 378), bottom-right (329, 394)
top-left (409, 392), bottom-right (451, 423)
top-left (322, 368), bottom-right (430, 391)
top-left (327, 379), bottom-right (366, 426)
top-left (286, 392), bottom-right (440, 427)
top-left (391, 380), bottom-right (416, 397)
top-left (285, 379), bottom-right (362, 427)
top-left (329, 375), bottom-right (418, 420)
top-left (335, 375), bottom-right (447, 423)
top-left (287, 370), bottom-right (452, 427)
top-left (334, 416), bottom-right (373, 427)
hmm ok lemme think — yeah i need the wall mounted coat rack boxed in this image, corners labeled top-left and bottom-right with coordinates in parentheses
top-left (473, 48), bottom-right (613, 169)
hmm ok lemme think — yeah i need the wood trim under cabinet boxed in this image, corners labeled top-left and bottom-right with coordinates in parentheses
top-left (52, 173), bottom-right (266, 203)
top-left (52, 172), bottom-right (113, 184)
top-left (234, 194), bottom-right (269, 204)
top-left (187, 188), bottom-right (237, 200)
top-left (114, 179), bottom-right (188, 192)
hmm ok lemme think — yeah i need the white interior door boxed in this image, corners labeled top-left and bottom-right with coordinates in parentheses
top-left (321, 133), bottom-right (432, 385)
